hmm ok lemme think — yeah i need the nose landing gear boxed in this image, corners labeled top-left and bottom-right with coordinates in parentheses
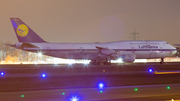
top-left (160, 58), bottom-right (164, 64)
top-left (90, 58), bottom-right (111, 65)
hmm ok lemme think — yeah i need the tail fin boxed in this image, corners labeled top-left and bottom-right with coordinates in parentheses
top-left (10, 18), bottom-right (46, 43)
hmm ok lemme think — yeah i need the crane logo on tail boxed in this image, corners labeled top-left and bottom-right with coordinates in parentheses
top-left (16, 24), bottom-right (29, 37)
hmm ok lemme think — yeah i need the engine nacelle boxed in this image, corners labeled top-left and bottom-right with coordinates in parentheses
top-left (101, 48), bottom-right (115, 55)
top-left (121, 54), bottom-right (136, 63)
top-left (15, 42), bottom-right (23, 48)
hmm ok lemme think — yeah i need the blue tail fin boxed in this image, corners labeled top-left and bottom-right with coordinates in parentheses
top-left (10, 18), bottom-right (46, 43)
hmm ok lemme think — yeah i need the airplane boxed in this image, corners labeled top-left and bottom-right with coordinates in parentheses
top-left (6, 18), bottom-right (178, 65)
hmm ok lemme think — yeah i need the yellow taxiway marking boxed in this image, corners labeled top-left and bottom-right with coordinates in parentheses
top-left (154, 71), bottom-right (180, 74)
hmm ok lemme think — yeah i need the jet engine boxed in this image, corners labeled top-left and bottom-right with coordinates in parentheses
top-left (100, 48), bottom-right (115, 55)
top-left (120, 54), bottom-right (136, 63)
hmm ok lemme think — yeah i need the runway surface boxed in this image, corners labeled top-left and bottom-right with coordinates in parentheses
top-left (1, 62), bottom-right (180, 101)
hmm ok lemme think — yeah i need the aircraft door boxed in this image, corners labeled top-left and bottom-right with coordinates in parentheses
top-left (160, 47), bottom-right (163, 53)
top-left (149, 52), bottom-right (157, 59)
top-left (131, 47), bottom-right (135, 53)
top-left (47, 47), bottom-right (50, 53)
top-left (80, 47), bottom-right (83, 53)
top-left (47, 47), bottom-right (50, 51)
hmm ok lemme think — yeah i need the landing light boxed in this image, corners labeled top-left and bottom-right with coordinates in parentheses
top-left (83, 61), bottom-right (89, 65)
top-left (117, 58), bottom-right (123, 63)
top-left (38, 52), bottom-right (42, 57)
top-left (68, 60), bottom-right (76, 66)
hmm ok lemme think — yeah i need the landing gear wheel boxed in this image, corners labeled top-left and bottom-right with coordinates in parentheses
top-left (90, 60), bottom-right (96, 65)
top-left (96, 62), bottom-right (100, 65)
top-left (107, 62), bottom-right (111, 65)
top-left (160, 58), bottom-right (164, 64)
top-left (104, 58), bottom-right (111, 65)
top-left (103, 62), bottom-right (108, 65)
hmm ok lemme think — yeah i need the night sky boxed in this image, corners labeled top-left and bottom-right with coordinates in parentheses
top-left (0, 0), bottom-right (180, 44)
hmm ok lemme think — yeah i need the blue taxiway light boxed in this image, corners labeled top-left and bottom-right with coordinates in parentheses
top-left (98, 83), bottom-right (104, 89)
top-left (148, 68), bottom-right (153, 73)
top-left (1, 72), bottom-right (4, 76)
top-left (41, 73), bottom-right (46, 78)
top-left (70, 96), bottom-right (79, 101)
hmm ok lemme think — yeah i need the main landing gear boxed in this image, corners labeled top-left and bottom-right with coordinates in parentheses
top-left (90, 60), bottom-right (100, 65)
top-left (160, 58), bottom-right (164, 64)
top-left (103, 58), bottom-right (111, 65)
top-left (90, 59), bottom-right (111, 65)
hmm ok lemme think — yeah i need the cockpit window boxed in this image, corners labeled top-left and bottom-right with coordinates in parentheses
top-left (166, 42), bottom-right (169, 44)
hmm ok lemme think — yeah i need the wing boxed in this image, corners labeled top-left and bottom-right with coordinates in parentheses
top-left (95, 46), bottom-right (116, 55)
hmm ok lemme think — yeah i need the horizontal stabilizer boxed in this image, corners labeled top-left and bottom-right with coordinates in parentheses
top-left (174, 44), bottom-right (180, 46)
top-left (95, 46), bottom-right (109, 50)
top-left (5, 44), bottom-right (15, 47)
top-left (20, 43), bottom-right (39, 48)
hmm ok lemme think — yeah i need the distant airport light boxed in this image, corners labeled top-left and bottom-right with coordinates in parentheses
top-left (41, 73), bottom-right (46, 78)
top-left (100, 90), bottom-right (103, 93)
top-left (62, 93), bottom-right (65, 95)
top-left (1, 72), bottom-right (4, 76)
top-left (70, 96), bottom-right (79, 101)
top-left (134, 88), bottom-right (138, 91)
top-left (21, 95), bottom-right (24, 97)
top-left (171, 99), bottom-right (174, 101)
top-left (167, 86), bottom-right (170, 89)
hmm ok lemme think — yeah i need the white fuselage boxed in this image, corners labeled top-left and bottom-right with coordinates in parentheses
top-left (17, 40), bottom-right (177, 60)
